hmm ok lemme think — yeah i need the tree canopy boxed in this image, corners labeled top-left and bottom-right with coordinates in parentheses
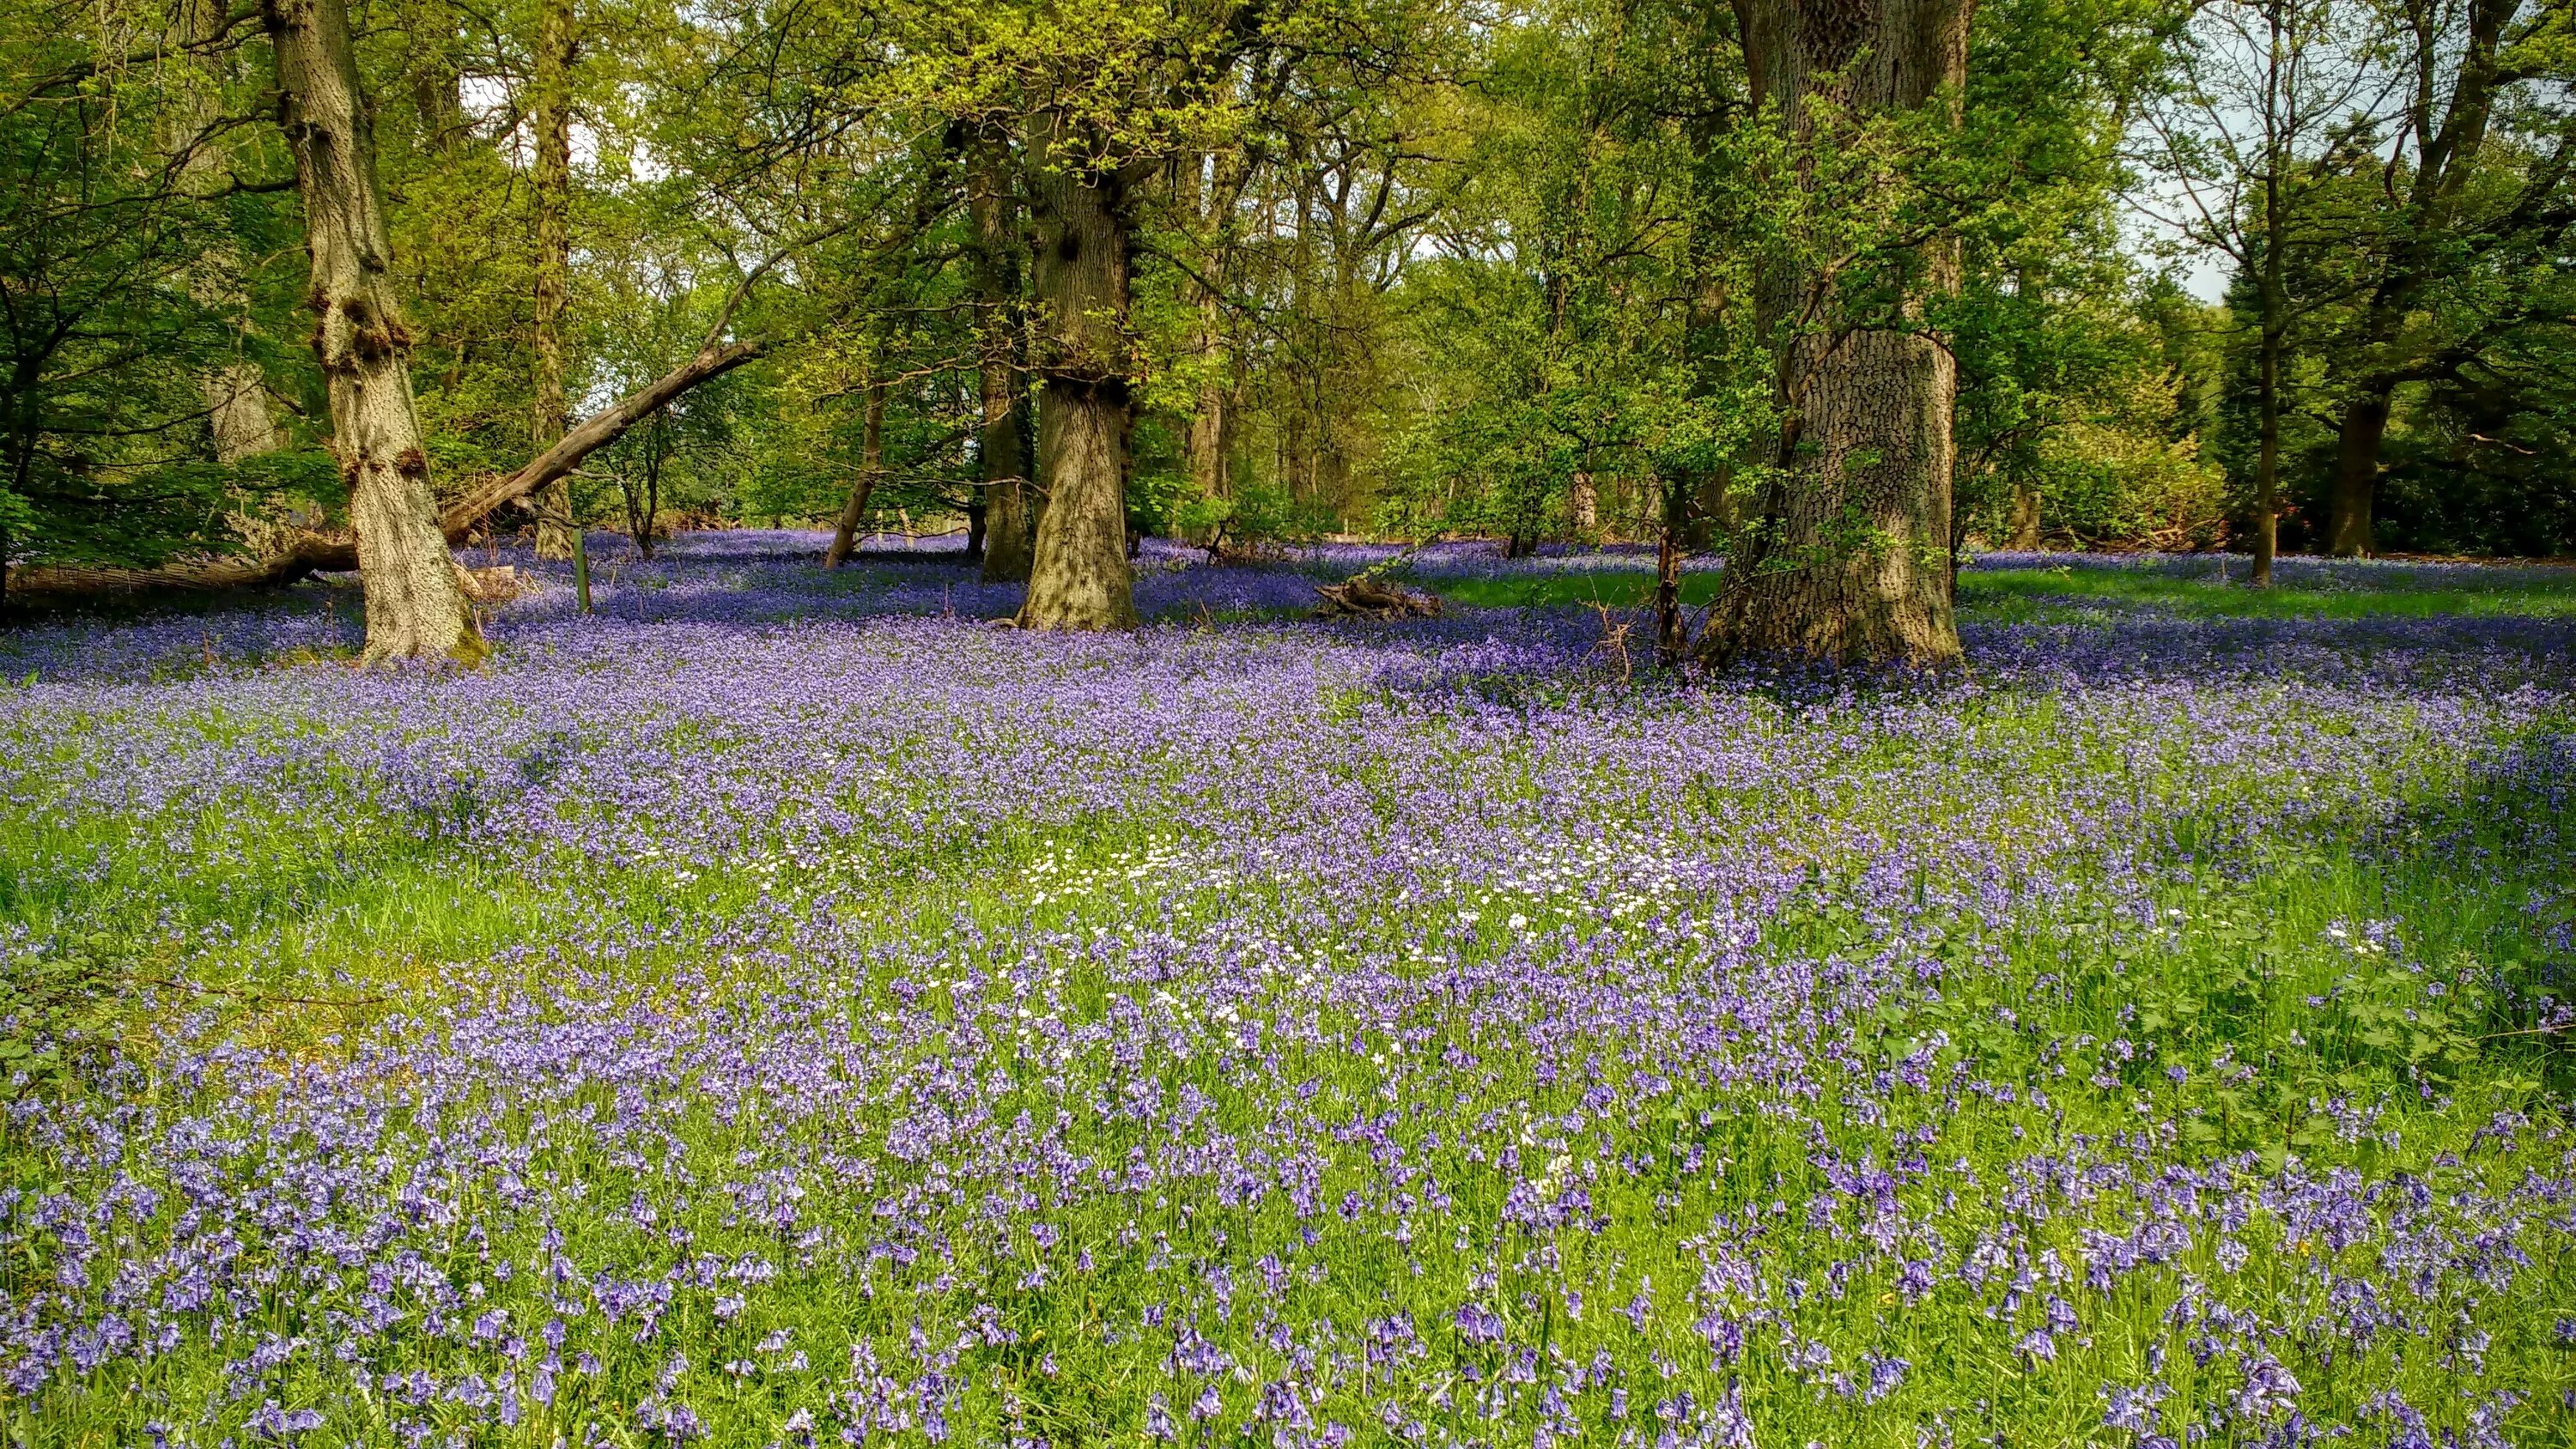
top-left (3, 0), bottom-right (2571, 658)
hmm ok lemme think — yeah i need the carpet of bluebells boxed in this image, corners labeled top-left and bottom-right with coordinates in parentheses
top-left (4, 531), bottom-right (2576, 1449)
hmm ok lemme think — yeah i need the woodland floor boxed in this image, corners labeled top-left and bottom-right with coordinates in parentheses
top-left (3, 534), bottom-right (2575, 1447)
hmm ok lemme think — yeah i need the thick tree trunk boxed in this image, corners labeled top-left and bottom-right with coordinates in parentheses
top-left (969, 134), bottom-right (1036, 585)
top-left (823, 376), bottom-right (886, 568)
top-left (1018, 118), bottom-right (1139, 630)
top-left (1702, 0), bottom-right (1970, 669)
top-left (2324, 386), bottom-right (2389, 557)
top-left (264, 0), bottom-right (483, 664)
top-left (529, 0), bottom-right (577, 559)
top-left (1570, 471), bottom-right (1598, 532)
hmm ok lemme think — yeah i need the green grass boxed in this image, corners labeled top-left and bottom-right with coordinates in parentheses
top-left (7, 561), bottom-right (2576, 1448)
top-left (1409, 555), bottom-right (2576, 621)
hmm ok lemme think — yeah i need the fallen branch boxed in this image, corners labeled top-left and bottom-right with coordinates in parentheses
top-left (4, 339), bottom-right (767, 600)
top-left (1314, 575), bottom-right (1443, 620)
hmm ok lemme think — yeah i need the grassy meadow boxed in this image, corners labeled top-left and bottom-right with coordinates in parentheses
top-left (3, 536), bottom-right (2573, 1448)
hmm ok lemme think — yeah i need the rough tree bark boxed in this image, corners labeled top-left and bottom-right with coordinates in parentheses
top-left (969, 132), bottom-right (1036, 585)
top-left (264, 0), bottom-right (484, 664)
top-left (1018, 117), bottom-right (1140, 630)
top-left (528, 0), bottom-right (577, 559)
top-left (2324, 388), bottom-right (2387, 557)
top-left (1700, 0), bottom-right (1970, 669)
top-left (823, 373), bottom-right (885, 568)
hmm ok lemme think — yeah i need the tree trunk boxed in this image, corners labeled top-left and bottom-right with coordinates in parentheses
top-left (1683, 464), bottom-right (1734, 551)
top-left (1018, 118), bottom-right (1139, 630)
top-left (823, 374), bottom-right (885, 568)
top-left (969, 133), bottom-right (1036, 585)
top-left (1182, 152), bottom-right (1238, 512)
top-left (1185, 297), bottom-right (1232, 506)
top-left (2252, 326), bottom-right (2281, 585)
top-left (407, 0), bottom-right (465, 149)
top-left (2007, 480), bottom-right (2039, 549)
top-left (623, 412), bottom-right (663, 558)
top-left (2324, 385), bottom-right (2389, 557)
top-left (1570, 470), bottom-right (1598, 532)
top-left (264, 0), bottom-right (483, 664)
top-left (528, 0), bottom-right (577, 559)
top-left (1656, 479), bottom-right (1686, 667)
top-left (2251, 147), bottom-right (2286, 588)
top-left (1701, 0), bottom-right (1970, 669)
top-left (2317, 0), bottom-right (2509, 561)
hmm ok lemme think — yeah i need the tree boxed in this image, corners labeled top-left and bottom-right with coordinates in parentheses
top-left (968, 129), bottom-right (1036, 583)
top-left (528, 0), bottom-right (580, 559)
top-left (1699, 0), bottom-right (1975, 665)
top-left (2315, 0), bottom-right (2574, 555)
top-left (264, 0), bottom-right (486, 663)
top-left (2136, 0), bottom-right (2396, 584)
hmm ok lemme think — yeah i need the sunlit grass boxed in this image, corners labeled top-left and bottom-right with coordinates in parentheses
top-left (1406, 553), bottom-right (2576, 621)
top-left (4, 544), bottom-right (2575, 1446)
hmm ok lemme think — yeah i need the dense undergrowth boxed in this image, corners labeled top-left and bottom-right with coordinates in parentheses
top-left (3, 533), bottom-right (2574, 1448)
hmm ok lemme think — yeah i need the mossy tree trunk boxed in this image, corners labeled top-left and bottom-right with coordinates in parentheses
top-left (264, 0), bottom-right (483, 664)
top-left (1701, 0), bottom-right (1969, 669)
top-left (1018, 117), bottom-right (1139, 630)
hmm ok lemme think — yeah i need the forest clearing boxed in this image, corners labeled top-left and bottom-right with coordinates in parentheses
top-left (10, 0), bottom-right (2576, 1434)
top-left (3, 539), bottom-right (2574, 1445)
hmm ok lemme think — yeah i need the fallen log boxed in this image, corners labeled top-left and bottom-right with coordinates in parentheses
top-left (1314, 575), bottom-right (1443, 620)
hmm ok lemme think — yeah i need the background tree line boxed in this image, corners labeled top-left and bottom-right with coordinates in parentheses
top-left (2, 0), bottom-right (2570, 662)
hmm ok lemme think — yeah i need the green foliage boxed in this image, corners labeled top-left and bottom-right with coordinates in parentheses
top-left (1172, 476), bottom-right (1334, 552)
top-left (0, 0), bottom-right (317, 570)
top-left (0, 932), bottom-right (129, 1101)
top-left (3, 0), bottom-right (2569, 575)
top-left (5, 451), bottom-right (345, 568)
